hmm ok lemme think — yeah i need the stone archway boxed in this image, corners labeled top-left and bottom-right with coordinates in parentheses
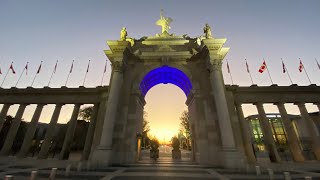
top-left (90, 13), bottom-right (244, 168)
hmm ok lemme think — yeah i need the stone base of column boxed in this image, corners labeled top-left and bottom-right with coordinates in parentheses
top-left (218, 148), bottom-right (246, 169)
top-left (90, 147), bottom-right (113, 168)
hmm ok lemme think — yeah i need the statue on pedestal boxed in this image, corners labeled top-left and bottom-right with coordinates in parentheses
top-left (156, 9), bottom-right (173, 34)
top-left (120, 27), bottom-right (127, 41)
top-left (203, 23), bottom-right (212, 39)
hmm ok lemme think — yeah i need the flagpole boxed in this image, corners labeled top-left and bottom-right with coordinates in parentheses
top-left (65, 60), bottom-right (74, 87)
top-left (315, 58), bottom-right (320, 70)
top-left (83, 60), bottom-right (91, 86)
top-left (0, 62), bottom-right (12, 88)
top-left (101, 60), bottom-right (107, 86)
top-left (15, 62), bottom-right (28, 87)
top-left (48, 60), bottom-right (58, 87)
top-left (31, 61), bottom-right (42, 87)
top-left (245, 59), bottom-right (254, 85)
top-left (264, 59), bottom-right (274, 84)
top-left (300, 58), bottom-right (312, 84)
top-left (281, 58), bottom-right (293, 85)
top-left (226, 59), bottom-right (234, 85)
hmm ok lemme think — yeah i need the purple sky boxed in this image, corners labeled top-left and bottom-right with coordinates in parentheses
top-left (0, 1), bottom-right (319, 138)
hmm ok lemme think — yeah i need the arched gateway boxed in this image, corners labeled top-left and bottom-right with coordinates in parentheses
top-left (1, 11), bottom-right (320, 170)
top-left (90, 12), bottom-right (243, 168)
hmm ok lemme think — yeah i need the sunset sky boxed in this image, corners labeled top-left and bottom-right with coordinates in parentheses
top-left (0, 1), bottom-right (320, 142)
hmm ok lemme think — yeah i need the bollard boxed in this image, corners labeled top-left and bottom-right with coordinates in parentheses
top-left (267, 168), bottom-right (274, 180)
top-left (255, 165), bottom-right (261, 176)
top-left (65, 164), bottom-right (71, 177)
top-left (49, 168), bottom-right (58, 180)
top-left (4, 175), bottom-right (14, 180)
top-left (305, 176), bottom-right (312, 180)
top-left (30, 170), bottom-right (38, 180)
top-left (284, 172), bottom-right (291, 180)
top-left (77, 162), bottom-right (82, 172)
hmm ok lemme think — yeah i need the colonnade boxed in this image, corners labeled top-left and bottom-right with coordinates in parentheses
top-left (235, 101), bottom-right (320, 163)
top-left (0, 102), bottom-right (100, 160)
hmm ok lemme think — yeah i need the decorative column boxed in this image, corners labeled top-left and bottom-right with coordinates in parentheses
top-left (91, 60), bottom-right (124, 166)
top-left (254, 102), bottom-right (281, 162)
top-left (275, 103), bottom-right (304, 162)
top-left (0, 104), bottom-right (12, 132)
top-left (81, 103), bottom-right (99, 160)
top-left (0, 104), bottom-right (28, 155)
top-left (38, 103), bottom-right (63, 159)
top-left (59, 104), bottom-right (81, 160)
top-left (235, 103), bottom-right (256, 163)
top-left (17, 104), bottom-right (45, 158)
top-left (296, 103), bottom-right (320, 160)
top-left (208, 59), bottom-right (236, 150)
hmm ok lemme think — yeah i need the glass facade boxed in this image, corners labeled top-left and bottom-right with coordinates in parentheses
top-left (247, 115), bottom-right (288, 152)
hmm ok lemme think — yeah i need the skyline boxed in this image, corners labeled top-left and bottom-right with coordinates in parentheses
top-left (1, 0), bottom-right (320, 140)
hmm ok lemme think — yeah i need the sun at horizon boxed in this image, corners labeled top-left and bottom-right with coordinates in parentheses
top-left (144, 84), bottom-right (187, 144)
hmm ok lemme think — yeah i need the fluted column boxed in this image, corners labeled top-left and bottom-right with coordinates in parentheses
top-left (235, 103), bottom-right (256, 163)
top-left (91, 61), bottom-right (123, 166)
top-left (0, 104), bottom-right (12, 132)
top-left (0, 104), bottom-right (27, 155)
top-left (296, 103), bottom-right (320, 160)
top-left (38, 104), bottom-right (63, 159)
top-left (209, 60), bottom-right (236, 150)
top-left (59, 104), bottom-right (81, 160)
top-left (81, 103), bottom-right (99, 160)
top-left (275, 103), bottom-right (304, 162)
top-left (17, 104), bottom-right (45, 158)
top-left (255, 102), bottom-right (281, 162)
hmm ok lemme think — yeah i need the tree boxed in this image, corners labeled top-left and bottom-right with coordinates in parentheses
top-left (142, 111), bottom-right (150, 148)
top-left (79, 106), bottom-right (93, 122)
top-left (179, 110), bottom-right (191, 150)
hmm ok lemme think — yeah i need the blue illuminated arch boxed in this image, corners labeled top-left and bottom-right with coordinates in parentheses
top-left (139, 66), bottom-right (192, 97)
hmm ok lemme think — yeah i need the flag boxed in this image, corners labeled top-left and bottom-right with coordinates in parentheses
top-left (103, 61), bottom-right (107, 73)
top-left (37, 62), bottom-right (42, 74)
top-left (86, 60), bottom-right (90, 72)
top-left (24, 62), bottom-right (28, 75)
top-left (282, 61), bottom-right (286, 73)
top-left (9, 63), bottom-right (16, 74)
top-left (299, 60), bottom-right (304, 72)
top-left (0, 67), bottom-right (2, 75)
top-left (69, 60), bottom-right (74, 73)
top-left (53, 61), bottom-right (58, 73)
top-left (316, 59), bottom-right (320, 70)
top-left (227, 61), bottom-right (230, 73)
top-left (245, 60), bottom-right (250, 73)
top-left (258, 60), bottom-right (267, 73)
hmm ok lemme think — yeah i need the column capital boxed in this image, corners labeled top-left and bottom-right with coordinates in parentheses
top-left (111, 60), bottom-right (124, 72)
top-left (207, 59), bottom-right (222, 72)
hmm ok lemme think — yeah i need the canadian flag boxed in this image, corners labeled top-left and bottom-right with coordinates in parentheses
top-left (299, 60), bottom-right (304, 72)
top-left (258, 60), bottom-right (267, 73)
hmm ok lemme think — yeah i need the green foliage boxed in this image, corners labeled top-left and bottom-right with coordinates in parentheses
top-left (79, 106), bottom-right (93, 122)
top-left (150, 138), bottom-right (159, 151)
top-left (171, 136), bottom-right (180, 151)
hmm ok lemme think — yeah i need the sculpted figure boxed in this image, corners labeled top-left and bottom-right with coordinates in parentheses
top-left (120, 27), bottom-right (127, 41)
top-left (203, 23), bottom-right (212, 39)
top-left (156, 9), bottom-right (173, 34)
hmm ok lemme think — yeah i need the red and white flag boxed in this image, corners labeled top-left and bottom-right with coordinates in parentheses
top-left (9, 63), bottom-right (16, 74)
top-left (36, 62), bottom-right (42, 74)
top-left (245, 60), bottom-right (250, 73)
top-left (282, 61), bottom-right (286, 73)
top-left (299, 60), bottom-right (304, 72)
top-left (227, 61), bottom-right (230, 73)
top-left (24, 62), bottom-right (28, 75)
top-left (53, 61), bottom-right (58, 73)
top-left (70, 60), bottom-right (74, 73)
top-left (258, 60), bottom-right (267, 73)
